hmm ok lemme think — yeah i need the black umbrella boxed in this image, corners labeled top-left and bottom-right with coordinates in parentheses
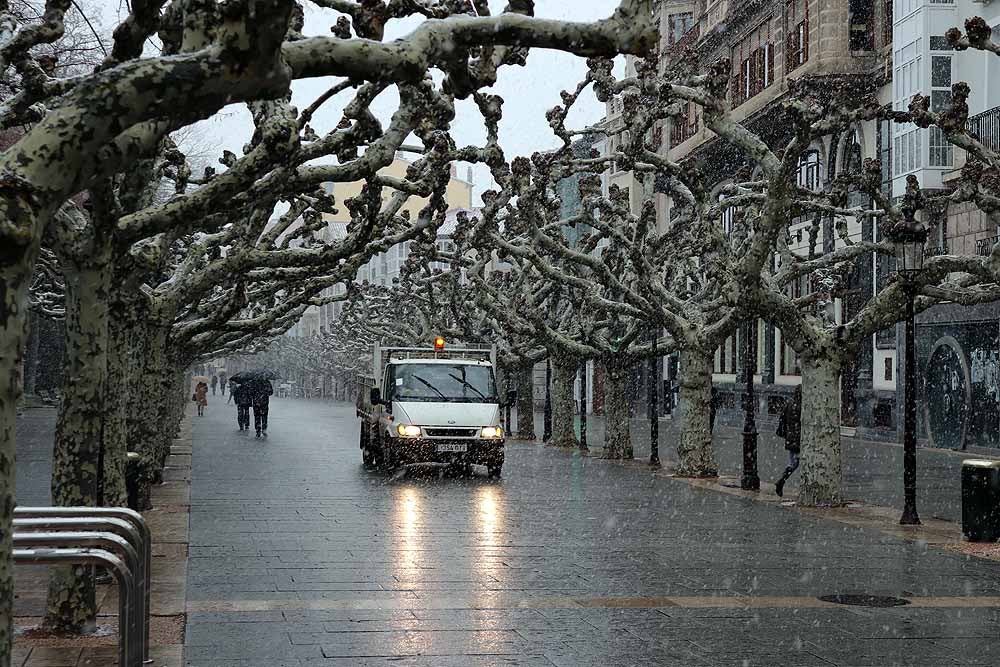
top-left (229, 369), bottom-right (278, 384)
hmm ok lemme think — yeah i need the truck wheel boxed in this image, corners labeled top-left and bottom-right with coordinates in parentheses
top-left (487, 465), bottom-right (502, 479)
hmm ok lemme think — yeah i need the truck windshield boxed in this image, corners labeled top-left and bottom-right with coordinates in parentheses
top-left (389, 364), bottom-right (497, 403)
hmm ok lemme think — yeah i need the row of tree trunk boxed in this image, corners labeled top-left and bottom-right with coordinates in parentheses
top-left (504, 347), bottom-right (845, 506)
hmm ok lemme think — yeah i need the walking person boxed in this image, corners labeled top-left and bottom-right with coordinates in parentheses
top-left (228, 382), bottom-right (251, 431)
top-left (219, 371), bottom-right (228, 395)
top-left (194, 380), bottom-right (209, 417)
top-left (251, 379), bottom-right (274, 437)
top-left (210, 374), bottom-right (218, 395)
top-left (774, 386), bottom-right (802, 497)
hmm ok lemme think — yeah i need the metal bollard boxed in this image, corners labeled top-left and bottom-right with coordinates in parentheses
top-left (14, 548), bottom-right (135, 666)
top-left (15, 507), bottom-right (152, 662)
top-left (13, 532), bottom-right (142, 666)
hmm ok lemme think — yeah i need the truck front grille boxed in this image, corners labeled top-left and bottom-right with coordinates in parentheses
top-left (424, 428), bottom-right (479, 438)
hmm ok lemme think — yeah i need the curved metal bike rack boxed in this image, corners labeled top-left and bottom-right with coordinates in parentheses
top-left (14, 507), bottom-right (152, 662)
top-left (14, 548), bottom-right (135, 666)
top-left (13, 532), bottom-right (143, 666)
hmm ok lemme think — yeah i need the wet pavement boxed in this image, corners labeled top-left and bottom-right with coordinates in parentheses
top-left (184, 398), bottom-right (1000, 666)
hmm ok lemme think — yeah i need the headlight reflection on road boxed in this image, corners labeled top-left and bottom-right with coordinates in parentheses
top-left (395, 488), bottom-right (421, 571)
top-left (477, 486), bottom-right (503, 552)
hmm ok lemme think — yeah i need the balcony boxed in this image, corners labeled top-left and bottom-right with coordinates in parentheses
top-left (968, 106), bottom-right (1000, 153)
top-left (976, 236), bottom-right (998, 257)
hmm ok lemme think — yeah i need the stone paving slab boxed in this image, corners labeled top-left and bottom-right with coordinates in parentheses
top-left (181, 398), bottom-right (1000, 666)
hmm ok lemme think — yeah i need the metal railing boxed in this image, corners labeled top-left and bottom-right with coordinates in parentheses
top-left (13, 507), bottom-right (152, 666)
top-left (968, 105), bottom-right (1000, 153)
top-left (976, 235), bottom-right (999, 256)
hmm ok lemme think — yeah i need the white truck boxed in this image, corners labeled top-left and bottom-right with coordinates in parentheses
top-left (356, 340), bottom-right (505, 477)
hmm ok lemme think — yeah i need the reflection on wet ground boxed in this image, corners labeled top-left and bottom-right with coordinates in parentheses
top-left (184, 399), bottom-right (1000, 666)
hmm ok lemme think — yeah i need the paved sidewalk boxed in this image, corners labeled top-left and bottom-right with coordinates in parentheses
top-left (184, 398), bottom-right (1000, 666)
top-left (518, 410), bottom-right (999, 523)
top-left (11, 406), bottom-right (190, 667)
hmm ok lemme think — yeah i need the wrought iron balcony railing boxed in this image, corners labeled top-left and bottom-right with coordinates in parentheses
top-left (968, 105), bottom-right (1000, 153)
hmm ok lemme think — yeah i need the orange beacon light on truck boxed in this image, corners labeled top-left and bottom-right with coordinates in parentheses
top-left (433, 337), bottom-right (446, 350)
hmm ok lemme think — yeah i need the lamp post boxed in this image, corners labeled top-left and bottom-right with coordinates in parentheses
top-left (649, 328), bottom-right (660, 467)
top-left (741, 320), bottom-right (760, 491)
top-left (889, 209), bottom-right (928, 526)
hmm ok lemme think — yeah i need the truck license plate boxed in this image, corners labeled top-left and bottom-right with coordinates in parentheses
top-left (437, 444), bottom-right (467, 453)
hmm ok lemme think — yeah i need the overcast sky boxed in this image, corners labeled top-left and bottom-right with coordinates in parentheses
top-left (122, 0), bottom-right (624, 198)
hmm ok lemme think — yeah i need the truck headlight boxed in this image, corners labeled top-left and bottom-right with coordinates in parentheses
top-left (481, 426), bottom-right (503, 439)
top-left (397, 424), bottom-right (421, 438)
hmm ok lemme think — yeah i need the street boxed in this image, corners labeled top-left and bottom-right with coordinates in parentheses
top-left (183, 398), bottom-right (1000, 666)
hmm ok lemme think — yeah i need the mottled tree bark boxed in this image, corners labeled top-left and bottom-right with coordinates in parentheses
top-left (602, 360), bottom-right (632, 459)
top-left (100, 312), bottom-right (130, 508)
top-left (798, 354), bottom-right (844, 507)
top-left (549, 357), bottom-right (578, 448)
top-left (676, 348), bottom-right (718, 477)
top-left (514, 362), bottom-right (536, 440)
top-left (0, 250), bottom-right (35, 667)
top-left (45, 244), bottom-right (112, 633)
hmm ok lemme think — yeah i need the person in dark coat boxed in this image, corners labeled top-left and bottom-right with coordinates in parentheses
top-left (250, 379), bottom-right (274, 437)
top-left (774, 385), bottom-right (802, 497)
top-left (709, 386), bottom-right (718, 433)
top-left (210, 374), bottom-right (218, 395)
top-left (228, 382), bottom-right (252, 431)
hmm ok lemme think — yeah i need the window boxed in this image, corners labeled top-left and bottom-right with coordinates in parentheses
top-left (929, 53), bottom-right (953, 167)
top-left (849, 0), bottom-right (874, 51)
top-left (892, 39), bottom-right (921, 177)
top-left (715, 335), bottom-right (737, 374)
top-left (670, 102), bottom-right (699, 145)
top-left (786, 0), bottom-right (809, 71)
top-left (895, 0), bottom-right (918, 18)
top-left (668, 12), bottom-right (694, 44)
top-left (797, 150), bottom-right (821, 191)
top-left (731, 21), bottom-right (773, 106)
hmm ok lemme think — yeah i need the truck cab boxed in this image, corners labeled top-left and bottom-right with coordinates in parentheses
top-left (357, 342), bottom-right (505, 477)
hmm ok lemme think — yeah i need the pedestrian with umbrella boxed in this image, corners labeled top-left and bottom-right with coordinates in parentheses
top-left (227, 378), bottom-right (252, 431)
top-left (230, 370), bottom-right (276, 437)
top-left (192, 376), bottom-right (210, 417)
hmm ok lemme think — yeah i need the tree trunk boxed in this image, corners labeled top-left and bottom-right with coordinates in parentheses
top-left (100, 312), bottom-right (130, 508)
top-left (602, 361), bottom-right (632, 459)
top-left (515, 362), bottom-right (536, 440)
top-left (676, 347), bottom-right (718, 477)
top-left (0, 252), bottom-right (36, 667)
top-left (798, 354), bottom-right (844, 507)
top-left (550, 357), bottom-right (578, 448)
top-left (45, 253), bottom-right (112, 633)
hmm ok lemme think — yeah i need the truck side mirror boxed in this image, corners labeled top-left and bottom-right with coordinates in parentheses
top-left (370, 387), bottom-right (382, 406)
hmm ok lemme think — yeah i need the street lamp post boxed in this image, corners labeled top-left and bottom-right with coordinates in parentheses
top-left (741, 320), bottom-right (760, 491)
top-left (649, 329), bottom-right (660, 467)
top-left (889, 211), bottom-right (928, 526)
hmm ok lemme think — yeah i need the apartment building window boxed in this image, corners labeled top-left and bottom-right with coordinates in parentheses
top-left (670, 102), bottom-right (700, 145)
top-left (892, 39), bottom-right (921, 177)
top-left (895, 0), bottom-right (918, 18)
top-left (715, 335), bottom-right (737, 374)
top-left (797, 150), bottom-right (821, 191)
top-left (849, 0), bottom-right (875, 51)
top-left (785, 0), bottom-right (808, 72)
top-left (929, 52), bottom-right (954, 167)
top-left (668, 12), bottom-right (694, 44)
top-left (731, 21), bottom-right (774, 107)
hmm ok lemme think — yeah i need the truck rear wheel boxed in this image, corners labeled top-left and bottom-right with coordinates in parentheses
top-left (487, 465), bottom-right (502, 479)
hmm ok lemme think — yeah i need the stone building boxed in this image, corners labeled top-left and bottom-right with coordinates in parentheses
top-left (598, 0), bottom-right (1000, 449)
